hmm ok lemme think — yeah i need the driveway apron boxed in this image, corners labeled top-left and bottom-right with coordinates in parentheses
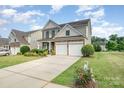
top-left (0, 55), bottom-right (79, 88)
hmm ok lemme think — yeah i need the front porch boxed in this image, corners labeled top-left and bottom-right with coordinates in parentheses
top-left (37, 40), bottom-right (55, 53)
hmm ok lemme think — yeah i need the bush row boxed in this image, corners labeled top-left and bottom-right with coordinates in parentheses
top-left (19, 46), bottom-right (49, 57)
top-left (20, 44), bottom-right (95, 57)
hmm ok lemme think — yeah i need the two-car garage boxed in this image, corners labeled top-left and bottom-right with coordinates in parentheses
top-left (55, 41), bottom-right (84, 56)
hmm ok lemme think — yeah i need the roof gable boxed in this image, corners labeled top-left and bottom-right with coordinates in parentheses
top-left (11, 29), bottom-right (29, 44)
top-left (54, 24), bottom-right (84, 38)
top-left (43, 20), bottom-right (60, 30)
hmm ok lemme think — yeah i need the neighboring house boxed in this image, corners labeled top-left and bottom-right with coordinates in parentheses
top-left (100, 40), bottom-right (107, 51)
top-left (9, 29), bottom-right (42, 55)
top-left (37, 19), bottom-right (92, 56)
top-left (0, 38), bottom-right (9, 50)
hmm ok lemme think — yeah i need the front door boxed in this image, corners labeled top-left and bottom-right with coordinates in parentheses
top-left (43, 42), bottom-right (49, 50)
top-left (51, 42), bottom-right (55, 50)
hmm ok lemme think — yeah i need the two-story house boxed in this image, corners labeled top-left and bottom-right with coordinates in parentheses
top-left (9, 29), bottom-right (42, 55)
top-left (37, 19), bottom-right (91, 56)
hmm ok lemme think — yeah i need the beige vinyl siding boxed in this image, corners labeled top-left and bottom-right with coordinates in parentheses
top-left (55, 25), bottom-right (81, 38)
top-left (27, 30), bottom-right (42, 49)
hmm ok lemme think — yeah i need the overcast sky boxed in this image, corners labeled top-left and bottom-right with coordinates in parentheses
top-left (0, 5), bottom-right (124, 38)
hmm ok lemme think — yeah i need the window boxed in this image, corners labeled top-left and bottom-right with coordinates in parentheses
top-left (52, 30), bottom-right (55, 37)
top-left (14, 39), bottom-right (16, 42)
top-left (66, 30), bottom-right (70, 36)
top-left (46, 31), bottom-right (49, 38)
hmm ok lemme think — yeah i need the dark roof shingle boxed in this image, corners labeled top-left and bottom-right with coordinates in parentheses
top-left (11, 29), bottom-right (29, 44)
top-left (0, 38), bottom-right (9, 46)
top-left (53, 35), bottom-right (85, 42)
top-left (59, 19), bottom-right (90, 28)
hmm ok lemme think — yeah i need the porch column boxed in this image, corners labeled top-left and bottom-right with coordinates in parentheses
top-left (37, 42), bottom-right (40, 49)
top-left (49, 42), bottom-right (51, 52)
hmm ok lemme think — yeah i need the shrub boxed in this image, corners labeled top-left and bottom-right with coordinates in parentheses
top-left (20, 46), bottom-right (30, 54)
top-left (39, 52), bottom-right (47, 56)
top-left (31, 48), bottom-right (39, 54)
top-left (17, 52), bottom-right (22, 55)
top-left (38, 49), bottom-right (48, 56)
top-left (42, 49), bottom-right (48, 55)
top-left (38, 49), bottom-right (44, 53)
top-left (74, 62), bottom-right (96, 88)
top-left (93, 44), bottom-right (102, 52)
top-left (81, 44), bottom-right (94, 57)
top-left (24, 52), bottom-right (39, 56)
top-left (50, 49), bottom-right (55, 55)
top-left (43, 51), bottom-right (48, 56)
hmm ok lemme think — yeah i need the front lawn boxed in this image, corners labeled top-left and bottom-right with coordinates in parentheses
top-left (0, 55), bottom-right (40, 69)
top-left (52, 52), bottom-right (124, 88)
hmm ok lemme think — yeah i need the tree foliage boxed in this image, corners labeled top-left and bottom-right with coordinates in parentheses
top-left (106, 41), bottom-right (117, 51)
top-left (93, 44), bottom-right (102, 52)
top-left (106, 34), bottom-right (124, 51)
top-left (91, 36), bottom-right (107, 51)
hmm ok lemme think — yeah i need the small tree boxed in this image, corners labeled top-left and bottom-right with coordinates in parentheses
top-left (117, 41), bottom-right (124, 51)
top-left (93, 44), bottom-right (102, 52)
top-left (106, 41), bottom-right (117, 51)
top-left (20, 45), bottom-right (30, 54)
top-left (81, 44), bottom-right (95, 57)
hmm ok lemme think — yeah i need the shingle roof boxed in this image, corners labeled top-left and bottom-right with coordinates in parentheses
top-left (53, 35), bottom-right (85, 42)
top-left (26, 29), bottom-right (42, 34)
top-left (10, 42), bottom-right (20, 47)
top-left (0, 38), bottom-right (9, 46)
top-left (37, 38), bottom-right (53, 42)
top-left (59, 19), bottom-right (90, 28)
top-left (42, 20), bottom-right (61, 30)
top-left (42, 19), bottom-right (90, 37)
top-left (11, 29), bottom-right (29, 44)
top-left (42, 19), bottom-right (90, 31)
top-left (38, 35), bottom-right (85, 42)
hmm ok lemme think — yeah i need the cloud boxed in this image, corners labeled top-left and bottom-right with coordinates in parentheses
top-left (30, 25), bottom-right (43, 30)
top-left (50, 5), bottom-right (64, 14)
top-left (76, 5), bottom-right (100, 15)
top-left (76, 6), bottom-right (104, 25)
top-left (0, 19), bottom-right (8, 27)
top-left (0, 9), bottom-right (17, 16)
top-left (84, 8), bottom-right (104, 23)
top-left (13, 10), bottom-right (45, 24)
top-left (76, 5), bottom-right (124, 38)
top-left (9, 5), bottom-right (24, 8)
top-left (93, 21), bottom-right (124, 38)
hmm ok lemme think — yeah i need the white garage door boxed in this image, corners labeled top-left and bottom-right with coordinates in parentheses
top-left (56, 42), bottom-right (67, 55)
top-left (69, 41), bottom-right (83, 56)
top-left (56, 41), bottom-right (83, 56)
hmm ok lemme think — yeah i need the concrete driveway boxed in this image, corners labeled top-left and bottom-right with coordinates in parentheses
top-left (0, 55), bottom-right (79, 88)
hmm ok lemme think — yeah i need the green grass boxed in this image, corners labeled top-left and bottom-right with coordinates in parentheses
top-left (52, 52), bottom-right (124, 88)
top-left (0, 55), bottom-right (40, 69)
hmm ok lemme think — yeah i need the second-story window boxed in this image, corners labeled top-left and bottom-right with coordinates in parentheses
top-left (66, 30), bottom-right (70, 36)
top-left (46, 31), bottom-right (49, 38)
top-left (52, 30), bottom-right (55, 38)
